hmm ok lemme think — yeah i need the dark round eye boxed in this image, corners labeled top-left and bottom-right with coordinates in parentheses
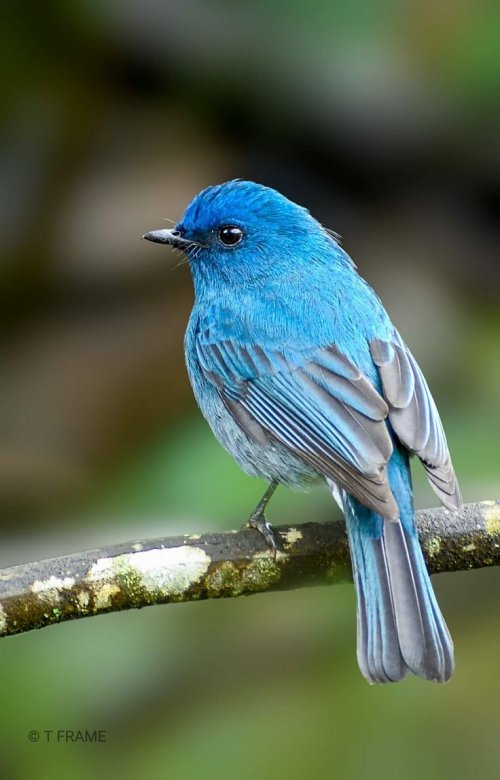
top-left (218, 225), bottom-right (244, 247)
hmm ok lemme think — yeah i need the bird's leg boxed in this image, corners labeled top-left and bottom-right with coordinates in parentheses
top-left (243, 480), bottom-right (278, 552)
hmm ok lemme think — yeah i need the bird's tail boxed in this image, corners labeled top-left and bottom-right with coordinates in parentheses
top-left (342, 489), bottom-right (454, 684)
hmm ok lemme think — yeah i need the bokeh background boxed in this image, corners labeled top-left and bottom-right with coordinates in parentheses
top-left (1, 1), bottom-right (499, 777)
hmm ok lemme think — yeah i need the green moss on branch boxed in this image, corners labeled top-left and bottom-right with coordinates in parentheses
top-left (0, 500), bottom-right (498, 639)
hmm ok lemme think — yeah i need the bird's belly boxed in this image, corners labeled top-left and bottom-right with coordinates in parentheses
top-left (189, 368), bottom-right (318, 487)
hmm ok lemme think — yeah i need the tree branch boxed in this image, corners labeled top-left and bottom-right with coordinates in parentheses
top-left (0, 500), bottom-right (498, 638)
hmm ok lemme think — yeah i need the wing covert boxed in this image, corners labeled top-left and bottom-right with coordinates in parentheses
top-left (197, 338), bottom-right (398, 519)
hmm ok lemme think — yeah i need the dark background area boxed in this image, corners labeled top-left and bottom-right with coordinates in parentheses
top-left (1, 1), bottom-right (499, 777)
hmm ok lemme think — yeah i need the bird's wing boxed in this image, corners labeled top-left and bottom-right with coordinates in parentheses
top-left (371, 331), bottom-right (462, 512)
top-left (196, 337), bottom-right (399, 520)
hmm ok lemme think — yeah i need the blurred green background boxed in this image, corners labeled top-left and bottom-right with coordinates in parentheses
top-left (1, 1), bottom-right (499, 777)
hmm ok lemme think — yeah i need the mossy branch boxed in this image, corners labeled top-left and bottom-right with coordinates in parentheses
top-left (0, 500), bottom-right (499, 638)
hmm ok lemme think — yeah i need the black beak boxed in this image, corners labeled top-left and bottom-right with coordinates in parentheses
top-left (142, 228), bottom-right (195, 250)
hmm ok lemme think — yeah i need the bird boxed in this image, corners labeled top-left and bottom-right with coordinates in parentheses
top-left (143, 179), bottom-right (462, 684)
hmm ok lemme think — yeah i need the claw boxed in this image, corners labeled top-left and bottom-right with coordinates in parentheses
top-left (241, 481), bottom-right (279, 557)
top-left (243, 512), bottom-right (277, 554)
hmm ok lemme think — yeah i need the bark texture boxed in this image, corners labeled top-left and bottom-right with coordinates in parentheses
top-left (0, 500), bottom-right (498, 638)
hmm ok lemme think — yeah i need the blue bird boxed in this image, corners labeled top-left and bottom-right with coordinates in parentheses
top-left (143, 180), bottom-right (462, 684)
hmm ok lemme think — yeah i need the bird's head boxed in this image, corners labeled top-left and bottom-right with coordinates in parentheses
top-left (143, 180), bottom-right (339, 294)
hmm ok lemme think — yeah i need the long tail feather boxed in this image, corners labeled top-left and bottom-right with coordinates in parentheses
top-left (342, 492), bottom-right (454, 684)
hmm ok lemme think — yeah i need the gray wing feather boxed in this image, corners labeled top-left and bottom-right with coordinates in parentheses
top-left (199, 339), bottom-right (399, 520)
top-left (242, 378), bottom-right (399, 519)
top-left (371, 332), bottom-right (462, 512)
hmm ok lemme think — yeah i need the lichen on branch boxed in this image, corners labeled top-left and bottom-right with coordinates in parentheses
top-left (0, 500), bottom-right (498, 639)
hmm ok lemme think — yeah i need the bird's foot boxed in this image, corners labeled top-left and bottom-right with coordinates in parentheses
top-left (242, 510), bottom-right (277, 554)
top-left (241, 480), bottom-right (279, 556)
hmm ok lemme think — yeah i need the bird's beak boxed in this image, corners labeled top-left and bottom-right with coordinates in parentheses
top-left (142, 228), bottom-right (195, 250)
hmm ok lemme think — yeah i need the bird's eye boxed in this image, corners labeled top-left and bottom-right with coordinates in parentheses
top-left (218, 225), bottom-right (244, 247)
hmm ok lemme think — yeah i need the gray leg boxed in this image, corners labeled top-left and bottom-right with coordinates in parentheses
top-left (242, 481), bottom-right (278, 551)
